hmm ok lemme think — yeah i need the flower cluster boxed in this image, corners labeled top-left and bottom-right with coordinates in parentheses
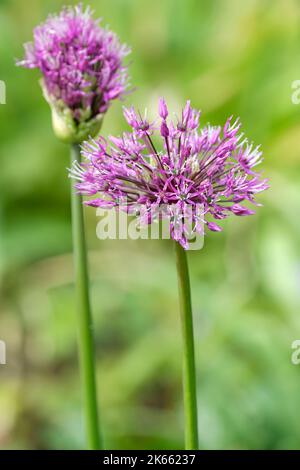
top-left (71, 99), bottom-right (269, 248)
top-left (18, 4), bottom-right (130, 141)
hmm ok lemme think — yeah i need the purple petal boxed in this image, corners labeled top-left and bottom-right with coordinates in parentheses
top-left (207, 222), bottom-right (223, 232)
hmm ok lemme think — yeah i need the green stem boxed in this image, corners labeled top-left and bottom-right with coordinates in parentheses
top-left (70, 144), bottom-right (101, 450)
top-left (174, 241), bottom-right (199, 450)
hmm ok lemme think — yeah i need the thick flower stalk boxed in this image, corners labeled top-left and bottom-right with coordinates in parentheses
top-left (18, 4), bottom-right (130, 143)
top-left (71, 98), bottom-right (268, 449)
top-left (72, 98), bottom-right (268, 248)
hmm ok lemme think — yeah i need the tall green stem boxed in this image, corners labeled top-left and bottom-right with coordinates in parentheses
top-left (174, 241), bottom-right (199, 450)
top-left (70, 143), bottom-right (101, 450)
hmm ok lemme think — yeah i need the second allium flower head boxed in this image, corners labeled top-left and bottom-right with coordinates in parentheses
top-left (71, 99), bottom-right (269, 249)
top-left (18, 4), bottom-right (130, 143)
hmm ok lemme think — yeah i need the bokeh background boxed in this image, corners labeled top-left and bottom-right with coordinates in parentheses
top-left (0, 0), bottom-right (300, 450)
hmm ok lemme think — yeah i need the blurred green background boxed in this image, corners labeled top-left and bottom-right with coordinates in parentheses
top-left (0, 0), bottom-right (300, 450)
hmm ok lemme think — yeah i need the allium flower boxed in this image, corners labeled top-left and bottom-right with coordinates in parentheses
top-left (17, 4), bottom-right (130, 143)
top-left (71, 98), bottom-right (269, 248)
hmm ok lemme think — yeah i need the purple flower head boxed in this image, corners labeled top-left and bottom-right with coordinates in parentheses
top-left (17, 4), bottom-right (130, 143)
top-left (70, 99), bottom-right (269, 249)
